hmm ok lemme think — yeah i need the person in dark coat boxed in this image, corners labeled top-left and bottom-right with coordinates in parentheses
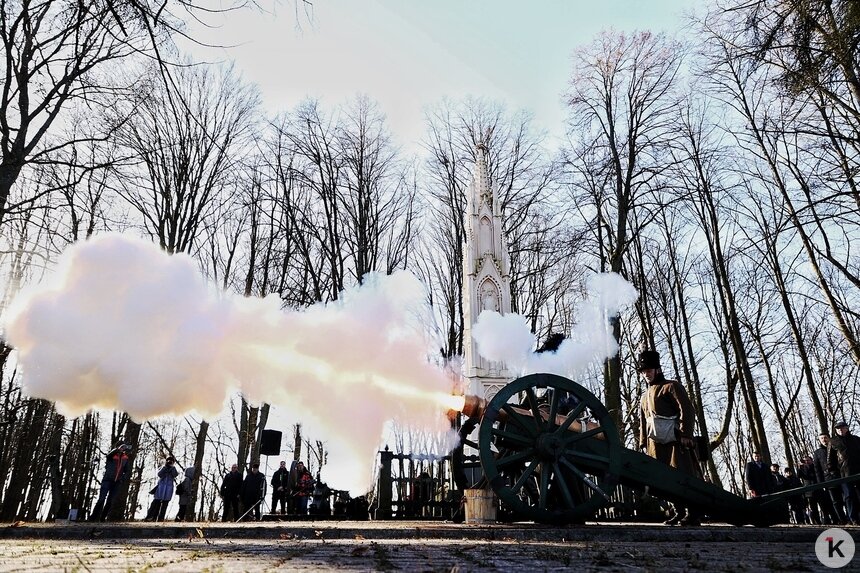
top-left (144, 456), bottom-right (178, 521)
top-left (240, 463), bottom-right (266, 521)
top-left (782, 467), bottom-right (804, 524)
top-left (271, 461), bottom-right (290, 515)
top-left (797, 455), bottom-right (822, 525)
top-left (770, 464), bottom-right (786, 492)
top-left (174, 466), bottom-right (195, 522)
top-left (814, 433), bottom-right (846, 524)
top-left (745, 452), bottom-right (772, 498)
top-left (219, 464), bottom-right (242, 522)
top-left (637, 350), bottom-right (701, 526)
top-left (90, 441), bottom-right (132, 521)
top-left (829, 421), bottom-right (860, 524)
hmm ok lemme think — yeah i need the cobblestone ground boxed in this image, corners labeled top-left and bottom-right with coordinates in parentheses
top-left (0, 536), bottom-right (831, 572)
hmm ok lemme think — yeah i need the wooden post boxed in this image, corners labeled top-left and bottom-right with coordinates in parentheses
top-left (376, 447), bottom-right (393, 519)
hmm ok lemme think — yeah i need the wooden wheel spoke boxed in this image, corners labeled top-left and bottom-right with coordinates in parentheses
top-left (524, 387), bottom-right (543, 430)
top-left (554, 400), bottom-right (587, 434)
top-left (491, 427), bottom-right (533, 446)
top-left (511, 459), bottom-right (540, 494)
top-left (547, 389), bottom-right (560, 429)
top-left (559, 425), bottom-right (605, 445)
top-left (538, 463), bottom-right (550, 510)
top-left (552, 461), bottom-right (576, 509)
top-left (501, 404), bottom-right (538, 436)
top-left (560, 457), bottom-right (611, 501)
top-left (496, 448), bottom-right (537, 469)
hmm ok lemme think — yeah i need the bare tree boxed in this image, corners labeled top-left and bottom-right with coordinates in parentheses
top-left (111, 61), bottom-right (259, 255)
top-left (701, 3), bottom-right (860, 366)
top-left (338, 96), bottom-right (417, 283)
top-left (562, 30), bottom-right (684, 431)
top-left (0, 0), bottom-right (251, 227)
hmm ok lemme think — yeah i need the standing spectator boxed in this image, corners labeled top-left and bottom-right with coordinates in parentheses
top-left (767, 463), bottom-right (788, 523)
top-left (770, 464), bottom-right (786, 492)
top-left (271, 461), bottom-right (289, 515)
top-left (829, 420), bottom-right (860, 525)
top-left (636, 350), bottom-right (701, 526)
top-left (89, 441), bottom-right (132, 522)
top-left (782, 467), bottom-right (804, 524)
top-left (240, 463), bottom-right (266, 521)
top-left (219, 464), bottom-right (242, 522)
top-left (144, 456), bottom-right (178, 521)
top-left (174, 466), bottom-right (195, 522)
top-left (744, 452), bottom-right (772, 498)
top-left (797, 455), bottom-right (822, 524)
top-left (292, 462), bottom-right (315, 515)
top-left (814, 433), bottom-right (847, 524)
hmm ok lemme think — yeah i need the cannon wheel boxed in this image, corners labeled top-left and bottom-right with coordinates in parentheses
top-left (478, 373), bottom-right (622, 524)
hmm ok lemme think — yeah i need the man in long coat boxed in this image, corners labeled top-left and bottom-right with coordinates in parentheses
top-left (814, 433), bottom-right (846, 523)
top-left (829, 421), bottom-right (860, 524)
top-left (637, 350), bottom-right (701, 525)
top-left (219, 464), bottom-right (242, 522)
top-left (271, 461), bottom-right (290, 515)
top-left (240, 463), bottom-right (266, 521)
top-left (744, 452), bottom-right (772, 498)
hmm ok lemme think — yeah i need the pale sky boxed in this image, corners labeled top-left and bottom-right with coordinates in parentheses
top-left (186, 0), bottom-right (698, 149)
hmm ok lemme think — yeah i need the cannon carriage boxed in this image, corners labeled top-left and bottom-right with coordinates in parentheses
top-left (451, 373), bottom-right (860, 526)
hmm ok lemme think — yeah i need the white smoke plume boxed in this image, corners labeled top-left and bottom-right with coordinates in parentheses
top-left (3, 233), bottom-right (455, 493)
top-left (472, 273), bottom-right (638, 377)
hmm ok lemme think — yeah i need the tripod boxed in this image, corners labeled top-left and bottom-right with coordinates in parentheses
top-left (236, 497), bottom-right (265, 522)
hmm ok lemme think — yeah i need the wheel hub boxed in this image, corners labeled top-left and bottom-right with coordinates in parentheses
top-left (535, 432), bottom-right (565, 461)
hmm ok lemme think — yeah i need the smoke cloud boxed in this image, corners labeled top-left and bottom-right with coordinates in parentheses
top-left (4, 233), bottom-right (454, 493)
top-left (472, 273), bottom-right (638, 378)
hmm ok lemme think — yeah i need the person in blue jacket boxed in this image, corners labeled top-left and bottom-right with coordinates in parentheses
top-left (144, 456), bottom-right (178, 521)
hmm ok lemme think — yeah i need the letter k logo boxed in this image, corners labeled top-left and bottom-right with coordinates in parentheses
top-left (817, 528), bottom-right (855, 568)
top-left (828, 537), bottom-right (845, 558)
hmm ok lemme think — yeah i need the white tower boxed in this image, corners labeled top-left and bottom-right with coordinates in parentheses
top-left (462, 143), bottom-right (513, 399)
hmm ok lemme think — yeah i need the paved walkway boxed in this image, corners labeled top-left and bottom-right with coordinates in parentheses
top-left (0, 521), bottom-right (848, 571)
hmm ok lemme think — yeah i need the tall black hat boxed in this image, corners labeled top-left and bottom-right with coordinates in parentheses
top-left (637, 350), bottom-right (661, 371)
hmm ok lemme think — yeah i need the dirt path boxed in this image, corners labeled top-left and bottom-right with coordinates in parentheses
top-left (0, 521), bottom-right (846, 572)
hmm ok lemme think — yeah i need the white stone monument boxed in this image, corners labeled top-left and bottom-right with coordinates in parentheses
top-left (462, 143), bottom-right (513, 399)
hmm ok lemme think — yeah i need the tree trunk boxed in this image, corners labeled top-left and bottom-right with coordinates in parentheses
top-left (0, 399), bottom-right (56, 520)
top-left (188, 420), bottom-right (208, 521)
top-left (766, 238), bottom-right (829, 435)
top-left (0, 160), bottom-right (24, 228)
top-left (696, 184), bottom-right (771, 461)
top-left (107, 419), bottom-right (141, 520)
top-left (47, 414), bottom-right (65, 520)
top-left (603, 316), bottom-right (624, 434)
top-left (251, 403), bottom-right (270, 468)
top-left (754, 335), bottom-right (794, 470)
top-left (237, 398), bottom-right (259, 473)
top-left (293, 424), bottom-right (303, 461)
top-left (63, 413), bottom-right (100, 519)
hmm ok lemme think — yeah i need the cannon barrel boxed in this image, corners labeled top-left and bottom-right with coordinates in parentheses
top-left (458, 394), bottom-right (603, 437)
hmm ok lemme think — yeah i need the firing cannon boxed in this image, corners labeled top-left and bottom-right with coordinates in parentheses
top-left (451, 373), bottom-right (860, 526)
